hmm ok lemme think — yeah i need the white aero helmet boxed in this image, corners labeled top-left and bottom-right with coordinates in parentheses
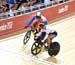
top-left (36, 12), bottom-right (41, 17)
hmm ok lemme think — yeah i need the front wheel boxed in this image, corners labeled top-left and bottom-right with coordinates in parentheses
top-left (48, 42), bottom-right (60, 56)
top-left (23, 31), bottom-right (31, 44)
top-left (31, 42), bottom-right (42, 55)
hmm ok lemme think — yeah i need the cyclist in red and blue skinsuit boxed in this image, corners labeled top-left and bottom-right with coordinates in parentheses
top-left (26, 12), bottom-right (48, 30)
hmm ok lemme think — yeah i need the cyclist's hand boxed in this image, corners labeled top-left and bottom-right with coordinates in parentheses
top-left (25, 25), bottom-right (29, 29)
top-left (41, 40), bottom-right (44, 43)
top-left (34, 36), bottom-right (38, 40)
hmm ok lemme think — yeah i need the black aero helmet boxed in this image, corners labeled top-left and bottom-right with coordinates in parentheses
top-left (39, 23), bottom-right (45, 28)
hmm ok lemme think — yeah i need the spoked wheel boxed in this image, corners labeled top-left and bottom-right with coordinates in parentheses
top-left (31, 42), bottom-right (42, 55)
top-left (48, 42), bottom-right (60, 56)
top-left (23, 31), bottom-right (31, 44)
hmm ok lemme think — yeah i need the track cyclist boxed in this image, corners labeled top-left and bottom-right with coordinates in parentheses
top-left (25, 12), bottom-right (48, 32)
top-left (35, 23), bottom-right (57, 48)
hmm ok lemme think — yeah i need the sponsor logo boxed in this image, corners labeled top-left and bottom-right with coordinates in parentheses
top-left (0, 22), bottom-right (13, 31)
top-left (58, 5), bottom-right (68, 14)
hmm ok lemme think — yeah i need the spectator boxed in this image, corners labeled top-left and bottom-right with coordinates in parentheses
top-left (0, 0), bottom-right (9, 12)
top-left (21, 0), bottom-right (29, 7)
top-left (40, 0), bottom-right (44, 3)
top-left (0, 6), bottom-right (3, 13)
top-left (44, 0), bottom-right (50, 5)
top-left (7, 0), bottom-right (15, 4)
top-left (15, 0), bottom-right (21, 9)
top-left (20, 0), bottom-right (34, 8)
top-left (7, 0), bottom-right (15, 8)
top-left (16, 0), bottom-right (21, 3)
top-left (30, 0), bottom-right (37, 5)
top-left (8, 8), bottom-right (14, 17)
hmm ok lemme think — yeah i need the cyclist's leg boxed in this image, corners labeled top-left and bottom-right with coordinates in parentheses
top-left (30, 22), bottom-right (38, 31)
top-left (46, 34), bottom-right (52, 47)
top-left (46, 31), bottom-right (57, 45)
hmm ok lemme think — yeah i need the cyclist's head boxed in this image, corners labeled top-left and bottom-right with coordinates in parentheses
top-left (36, 12), bottom-right (41, 18)
top-left (39, 23), bottom-right (45, 29)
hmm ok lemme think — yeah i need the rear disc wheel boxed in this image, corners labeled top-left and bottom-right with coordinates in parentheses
top-left (48, 42), bottom-right (60, 56)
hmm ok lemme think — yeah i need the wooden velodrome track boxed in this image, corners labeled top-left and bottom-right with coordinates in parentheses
top-left (0, 14), bottom-right (75, 65)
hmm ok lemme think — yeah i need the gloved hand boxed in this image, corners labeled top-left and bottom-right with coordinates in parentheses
top-left (31, 27), bottom-right (34, 32)
top-left (25, 25), bottom-right (29, 28)
top-left (41, 40), bottom-right (44, 43)
top-left (34, 36), bottom-right (38, 40)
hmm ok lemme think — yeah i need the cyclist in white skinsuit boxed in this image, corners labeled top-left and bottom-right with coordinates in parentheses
top-left (36, 23), bottom-right (57, 48)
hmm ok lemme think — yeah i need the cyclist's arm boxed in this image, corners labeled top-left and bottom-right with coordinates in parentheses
top-left (42, 28), bottom-right (49, 41)
top-left (28, 16), bottom-right (36, 26)
top-left (42, 33), bottom-right (48, 41)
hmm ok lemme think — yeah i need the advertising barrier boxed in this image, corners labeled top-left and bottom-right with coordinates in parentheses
top-left (0, 1), bottom-right (75, 36)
